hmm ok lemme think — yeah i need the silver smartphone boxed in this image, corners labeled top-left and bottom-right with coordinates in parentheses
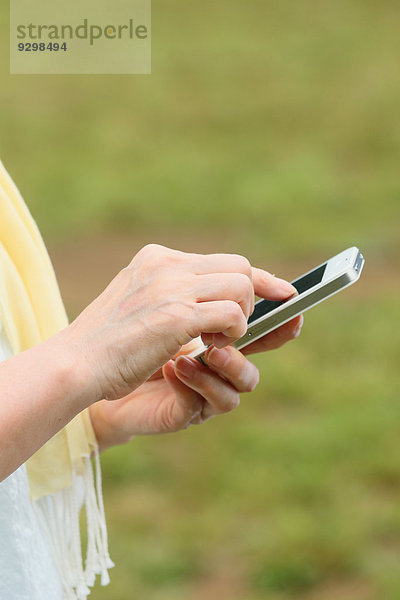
top-left (188, 246), bottom-right (365, 364)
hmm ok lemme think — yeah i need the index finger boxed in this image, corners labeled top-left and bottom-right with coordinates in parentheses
top-left (251, 267), bottom-right (296, 301)
top-left (187, 253), bottom-right (295, 301)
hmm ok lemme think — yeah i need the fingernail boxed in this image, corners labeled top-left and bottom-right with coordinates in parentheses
top-left (206, 346), bottom-right (230, 368)
top-left (175, 356), bottom-right (198, 378)
top-left (276, 278), bottom-right (297, 295)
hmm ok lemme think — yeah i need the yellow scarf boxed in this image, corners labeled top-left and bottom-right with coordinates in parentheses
top-left (0, 159), bottom-right (113, 598)
top-left (0, 158), bottom-right (96, 499)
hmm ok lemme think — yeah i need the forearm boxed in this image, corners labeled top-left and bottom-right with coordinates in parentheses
top-left (0, 330), bottom-right (95, 481)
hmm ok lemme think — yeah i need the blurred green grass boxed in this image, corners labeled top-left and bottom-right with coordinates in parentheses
top-left (1, 0), bottom-right (400, 261)
top-left (1, 1), bottom-right (400, 599)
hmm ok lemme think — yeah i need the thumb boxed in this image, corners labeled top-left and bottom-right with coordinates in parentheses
top-left (162, 360), bottom-right (204, 428)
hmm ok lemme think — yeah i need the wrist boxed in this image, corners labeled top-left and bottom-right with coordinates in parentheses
top-left (52, 324), bottom-right (104, 407)
top-left (46, 327), bottom-right (102, 411)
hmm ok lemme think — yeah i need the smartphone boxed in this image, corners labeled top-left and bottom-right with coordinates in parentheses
top-left (188, 246), bottom-right (365, 364)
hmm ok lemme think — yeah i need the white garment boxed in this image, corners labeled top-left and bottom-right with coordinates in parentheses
top-left (0, 315), bottom-right (63, 599)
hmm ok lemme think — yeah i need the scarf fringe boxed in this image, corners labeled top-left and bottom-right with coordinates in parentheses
top-left (32, 446), bottom-right (114, 599)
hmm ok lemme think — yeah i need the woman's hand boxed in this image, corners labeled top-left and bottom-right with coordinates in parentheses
top-left (89, 315), bottom-right (303, 451)
top-left (63, 244), bottom-right (296, 403)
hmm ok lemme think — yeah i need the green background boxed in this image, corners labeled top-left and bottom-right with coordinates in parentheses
top-left (1, 1), bottom-right (399, 598)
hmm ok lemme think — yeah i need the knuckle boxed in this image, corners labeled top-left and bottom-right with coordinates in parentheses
top-left (133, 244), bottom-right (164, 268)
top-left (244, 370), bottom-right (260, 393)
top-left (225, 301), bottom-right (245, 326)
top-left (118, 264), bottom-right (133, 281)
top-left (236, 272), bottom-right (253, 294)
top-left (201, 381), bottom-right (217, 399)
top-left (163, 253), bottom-right (185, 270)
top-left (232, 359), bottom-right (259, 393)
top-left (137, 243), bottom-right (160, 258)
top-left (239, 274), bottom-right (254, 312)
top-left (201, 383), bottom-right (239, 415)
top-left (232, 254), bottom-right (252, 275)
top-left (212, 394), bottom-right (239, 415)
top-left (257, 267), bottom-right (272, 285)
top-left (136, 244), bottom-right (183, 273)
top-left (185, 301), bottom-right (204, 338)
top-left (224, 394), bottom-right (240, 412)
top-left (236, 311), bottom-right (248, 335)
top-left (143, 243), bottom-right (165, 254)
top-left (236, 373), bottom-right (252, 393)
top-left (190, 299), bottom-right (203, 321)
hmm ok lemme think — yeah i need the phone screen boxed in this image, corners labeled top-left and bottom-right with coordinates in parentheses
top-left (248, 263), bottom-right (327, 325)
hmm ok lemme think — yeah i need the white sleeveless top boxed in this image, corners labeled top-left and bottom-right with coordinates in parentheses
top-left (0, 315), bottom-right (62, 599)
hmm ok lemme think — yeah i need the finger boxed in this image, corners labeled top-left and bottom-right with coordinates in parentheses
top-left (190, 300), bottom-right (248, 346)
top-left (203, 345), bottom-right (260, 393)
top-left (251, 267), bottom-right (296, 301)
top-left (162, 360), bottom-right (204, 429)
top-left (194, 272), bottom-right (254, 320)
top-left (187, 255), bottom-right (293, 304)
top-left (188, 252), bottom-right (253, 279)
top-left (199, 330), bottom-right (242, 350)
top-left (201, 330), bottom-right (241, 349)
top-left (174, 355), bottom-right (242, 422)
top-left (173, 338), bottom-right (205, 359)
top-left (241, 314), bottom-right (304, 355)
top-left (203, 311), bottom-right (303, 355)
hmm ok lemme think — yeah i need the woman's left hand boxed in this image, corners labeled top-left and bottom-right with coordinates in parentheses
top-left (89, 314), bottom-right (303, 451)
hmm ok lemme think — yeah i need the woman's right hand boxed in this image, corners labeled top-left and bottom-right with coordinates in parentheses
top-left (63, 244), bottom-right (295, 402)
